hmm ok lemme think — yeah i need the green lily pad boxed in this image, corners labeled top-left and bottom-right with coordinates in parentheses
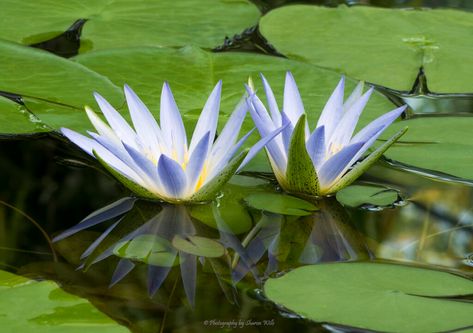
top-left (172, 235), bottom-right (225, 258)
top-left (0, 0), bottom-right (260, 52)
top-left (381, 116), bottom-right (473, 181)
top-left (336, 184), bottom-right (402, 208)
top-left (0, 40), bottom-right (122, 134)
top-left (260, 5), bottom-right (473, 93)
top-left (0, 96), bottom-right (50, 135)
top-left (0, 270), bottom-right (128, 332)
top-left (244, 193), bottom-right (318, 216)
top-left (113, 234), bottom-right (177, 267)
top-left (264, 262), bottom-right (473, 333)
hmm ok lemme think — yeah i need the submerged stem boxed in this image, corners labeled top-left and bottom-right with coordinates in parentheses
top-left (0, 199), bottom-right (58, 262)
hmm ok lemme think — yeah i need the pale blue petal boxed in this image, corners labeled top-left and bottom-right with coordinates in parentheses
top-left (189, 81), bottom-right (221, 155)
top-left (238, 122), bottom-right (290, 172)
top-left (61, 127), bottom-right (98, 156)
top-left (160, 82), bottom-right (187, 162)
top-left (283, 72), bottom-right (305, 127)
top-left (346, 126), bottom-right (385, 168)
top-left (318, 142), bottom-right (365, 189)
top-left (260, 73), bottom-right (282, 127)
top-left (63, 128), bottom-right (142, 184)
top-left (343, 81), bottom-right (364, 111)
top-left (211, 96), bottom-right (247, 161)
top-left (207, 129), bottom-right (254, 180)
top-left (65, 128), bottom-right (144, 185)
top-left (247, 93), bottom-right (286, 166)
top-left (186, 132), bottom-right (211, 188)
top-left (306, 125), bottom-right (325, 169)
top-left (351, 105), bottom-right (406, 144)
top-left (85, 107), bottom-right (118, 141)
top-left (124, 84), bottom-right (161, 153)
top-left (316, 77), bottom-right (345, 139)
top-left (247, 89), bottom-right (276, 134)
top-left (329, 88), bottom-right (373, 147)
top-left (280, 111), bottom-right (294, 154)
top-left (122, 142), bottom-right (160, 185)
top-left (88, 132), bottom-right (130, 164)
top-left (94, 92), bottom-right (138, 148)
top-left (157, 154), bottom-right (187, 198)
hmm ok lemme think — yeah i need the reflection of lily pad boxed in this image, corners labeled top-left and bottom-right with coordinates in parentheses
top-left (265, 262), bottom-right (473, 332)
top-left (0, 270), bottom-right (128, 333)
top-left (381, 117), bottom-right (473, 181)
top-left (244, 193), bottom-right (318, 216)
top-left (336, 184), bottom-right (401, 209)
top-left (0, 0), bottom-right (260, 51)
top-left (113, 235), bottom-right (177, 267)
top-left (172, 235), bottom-right (225, 258)
top-left (260, 5), bottom-right (473, 92)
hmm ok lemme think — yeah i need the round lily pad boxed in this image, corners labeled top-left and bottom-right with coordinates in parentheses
top-left (381, 116), bottom-right (473, 182)
top-left (0, 0), bottom-right (260, 51)
top-left (172, 235), bottom-right (225, 258)
top-left (244, 193), bottom-right (318, 216)
top-left (260, 5), bottom-right (473, 93)
top-left (336, 184), bottom-right (402, 209)
top-left (265, 262), bottom-right (473, 332)
top-left (0, 96), bottom-right (50, 135)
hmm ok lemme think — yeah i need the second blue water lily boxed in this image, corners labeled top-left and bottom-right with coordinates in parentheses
top-left (247, 73), bottom-right (408, 197)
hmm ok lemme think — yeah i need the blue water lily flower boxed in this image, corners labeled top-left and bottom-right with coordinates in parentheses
top-left (61, 82), bottom-right (282, 203)
top-left (246, 72), bottom-right (408, 197)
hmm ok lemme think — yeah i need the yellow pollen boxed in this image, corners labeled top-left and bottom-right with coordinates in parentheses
top-left (194, 162), bottom-right (208, 191)
top-left (328, 142), bottom-right (343, 155)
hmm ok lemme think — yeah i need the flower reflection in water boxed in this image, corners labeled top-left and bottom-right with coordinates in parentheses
top-left (53, 200), bottom-right (248, 306)
top-left (53, 194), bottom-right (371, 309)
top-left (232, 198), bottom-right (371, 282)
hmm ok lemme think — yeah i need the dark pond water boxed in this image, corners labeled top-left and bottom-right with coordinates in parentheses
top-left (1, 0), bottom-right (473, 332)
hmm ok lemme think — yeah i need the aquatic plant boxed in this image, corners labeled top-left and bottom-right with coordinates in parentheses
top-left (247, 73), bottom-right (408, 197)
top-left (61, 82), bottom-right (282, 203)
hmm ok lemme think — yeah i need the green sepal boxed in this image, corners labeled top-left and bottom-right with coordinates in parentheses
top-left (285, 114), bottom-right (320, 196)
top-left (327, 126), bottom-right (408, 194)
top-left (93, 150), bottom-right (159, 200)
top-left (189, 149), bottom-right (248, 202)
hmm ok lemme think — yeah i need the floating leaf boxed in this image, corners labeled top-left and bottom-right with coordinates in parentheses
top-left (0, 40), bottom-right (122, 135)
top-left (336, 184), bottom-right (402, 208)
top-left (381, 117), bottom-right (473, 182)
top-left (265, 262), bottom-right (473, 332)
top-left (260, 5), bottom-right (473, 92)
top-left (172, 235), bottom-right (225, 258)
top-left (0, 0), bottom-right (260, 52)
top-left (244, 193), bottom-right (318, 216)
top-left (0, 270), bottom-right (128, 333)
top-left (0, 96), bottom-right (50, 135)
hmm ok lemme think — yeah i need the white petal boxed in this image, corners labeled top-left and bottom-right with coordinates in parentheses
top-left (124, 84), bottom-right (162, 159)
top-left (316, 77), bottom-right (345, 140)
top-left (189, 81), bottom-right (221, 155)
top-left (94, 92), bottom-right (139, 149)
top-left (160, 82), bottom-right (188, 163)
